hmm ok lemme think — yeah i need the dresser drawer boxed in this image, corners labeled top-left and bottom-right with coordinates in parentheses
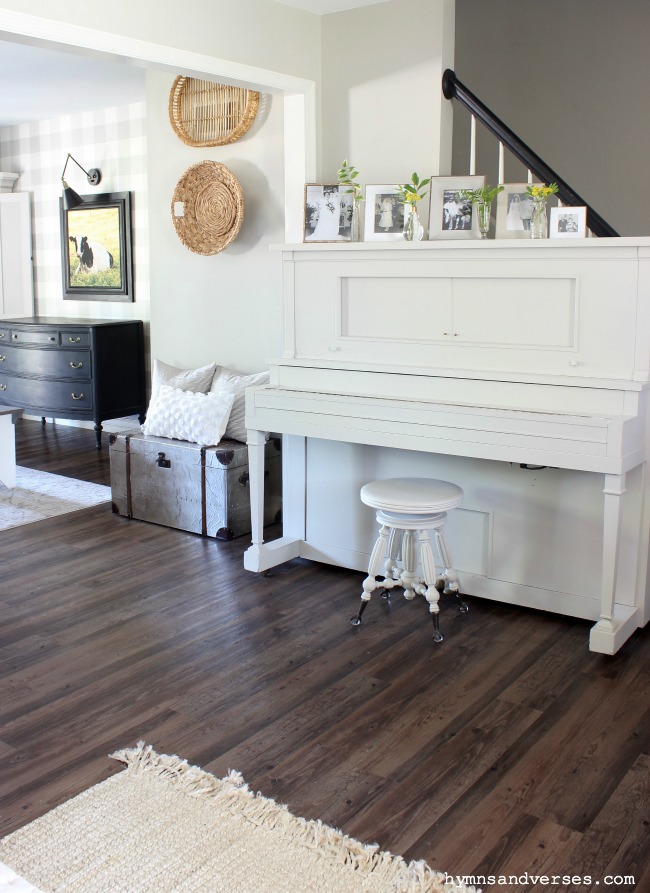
top-left (0, 374), bottom-right (93, 411)
top-left (59, 331), bottom-right (91, 348)
top-left (0, 348), bottom-right (91, 379)
top-left (9, 328), bottom-right (91, 348)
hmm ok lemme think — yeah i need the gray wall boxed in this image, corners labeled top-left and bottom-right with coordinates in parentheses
top-left (452, 0), bottom-right (650, 236)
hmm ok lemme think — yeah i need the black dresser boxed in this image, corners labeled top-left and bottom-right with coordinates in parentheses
top-left (0, 317), bottom-right (146, 449)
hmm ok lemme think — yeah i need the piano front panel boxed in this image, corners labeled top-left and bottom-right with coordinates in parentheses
top-left (291, 251), bottom-right (640, 380)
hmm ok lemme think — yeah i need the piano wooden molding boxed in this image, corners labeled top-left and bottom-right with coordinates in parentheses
top-left (245, 237), bottom-right (650, 655)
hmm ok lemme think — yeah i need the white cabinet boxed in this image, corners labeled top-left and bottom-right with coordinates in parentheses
top-left (0, 193), bottom-right (34, 319)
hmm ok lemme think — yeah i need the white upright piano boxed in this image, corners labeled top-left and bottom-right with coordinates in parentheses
top-left (245, 238), bottom-right (650, 655)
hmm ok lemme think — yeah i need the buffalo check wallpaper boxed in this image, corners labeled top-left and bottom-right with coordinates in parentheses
top-left (0, 101), bottom-right (150, 330)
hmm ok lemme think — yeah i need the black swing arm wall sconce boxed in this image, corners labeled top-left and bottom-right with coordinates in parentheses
top-left (61, 153), bottom-right (102, 210)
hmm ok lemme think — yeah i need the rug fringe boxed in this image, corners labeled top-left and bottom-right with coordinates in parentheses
top-left (110, 742), bottom-right (480, 893)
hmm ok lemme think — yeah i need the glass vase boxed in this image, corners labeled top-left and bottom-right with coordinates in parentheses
top-left (404, 204), bottom-right (424, 241)
top-left (350, 202), bottom-right (362, 241)
top-left (530, 198), bottom-right (548, 239)
top-left (476, 200), bottom-right (491, 239)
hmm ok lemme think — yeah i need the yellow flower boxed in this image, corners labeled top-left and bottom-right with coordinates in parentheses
top-left (526, 182), bottom-right (559, 200)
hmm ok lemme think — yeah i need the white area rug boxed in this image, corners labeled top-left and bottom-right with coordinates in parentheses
top-left (0, 466), bottom-right (110, 531)
top-left (0, 743), bottom-right (478, 893)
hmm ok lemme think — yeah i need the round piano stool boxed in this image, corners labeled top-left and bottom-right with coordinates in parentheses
top-left (351, 477), bottom-right (468, 642)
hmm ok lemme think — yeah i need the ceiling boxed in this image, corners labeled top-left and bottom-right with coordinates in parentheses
top-left (0, 0), bottom-right (389, 127)
top-left (0, 39), bottom-right (144, 127)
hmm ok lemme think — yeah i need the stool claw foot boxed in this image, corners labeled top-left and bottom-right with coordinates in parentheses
top-left (351, 598), bottom-right (370, 626)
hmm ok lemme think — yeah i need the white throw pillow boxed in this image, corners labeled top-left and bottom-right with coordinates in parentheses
top-left (141, 385), bottom-right (234, 446)
top-left (151, 358), bottom-right (217, 399)
top-left (209, 366), bottom-right (270, 442)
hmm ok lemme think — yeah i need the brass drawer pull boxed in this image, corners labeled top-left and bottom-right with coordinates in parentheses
top-left (0, 355), bottom-right (5, 362)
top-left (0, 332), bottom-right (5, 338)
top-left (68, 336), bottom-right (82, 343)
top-left (71, 392), bottom-right (85, 400)
top-left (0, 384), bottom-right (6, 391)
top-left (49, 336), bottom-right (56, 342)
top-left (69, 361), bottom-right (83, 369)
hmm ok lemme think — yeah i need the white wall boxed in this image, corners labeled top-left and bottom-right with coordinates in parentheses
top-left (146, 72), bottom-right (286, 372)
top-left (320, 0), bottom-right (455, 184)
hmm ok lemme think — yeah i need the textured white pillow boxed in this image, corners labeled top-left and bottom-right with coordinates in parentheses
top-left (141, 385), bottom-right (234, 446)
top-left (209, 366), bottom-right (270, 442)
top-left (151, 358), bottom-right (217, 399)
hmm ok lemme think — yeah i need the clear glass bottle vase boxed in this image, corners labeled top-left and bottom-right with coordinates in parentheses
top-left (530, 198), bottom-right (548, 239)
top-left (476, 200), bottom-right (491, 239)
top-left (350, 202), bottom-right (362, 241)
top-left (404, 204), bottom-right (424, 241)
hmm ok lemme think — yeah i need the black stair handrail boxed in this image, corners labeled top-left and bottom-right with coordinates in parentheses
top-left (442, 68), bottom-right (618, 238)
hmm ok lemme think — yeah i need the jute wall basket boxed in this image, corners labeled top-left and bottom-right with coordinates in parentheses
top-left (169, 76), bottom-right (260, 147)
top-left (171, 161), bottom-right (244, 255)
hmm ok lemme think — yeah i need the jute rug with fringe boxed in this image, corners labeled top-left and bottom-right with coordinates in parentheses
top-left (0, 743), bottom-right (478, 893)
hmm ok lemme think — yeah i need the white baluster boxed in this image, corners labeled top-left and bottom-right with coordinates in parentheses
top-left (469, 115), bottom-right (476, 176)
top-left (498, 142), bottom-right (505, 185)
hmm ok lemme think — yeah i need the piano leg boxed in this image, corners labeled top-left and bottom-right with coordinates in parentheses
top-left (244, 430), bottom-right (304, 574)
top-left (590, 472), bottom-right (639, 654)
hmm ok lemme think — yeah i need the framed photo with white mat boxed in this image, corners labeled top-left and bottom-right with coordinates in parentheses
top-left (428, 175), bottom-right (485, 240)
top-left (363, 185), bottom-right (406, 241)
top-left (550, 205), bottom-right (587, 238)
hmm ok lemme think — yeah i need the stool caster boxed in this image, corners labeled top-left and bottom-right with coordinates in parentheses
top-left (432, 613), bottom-right (444, 643)
top-left (449, 590), bottom-right (469, 613)
top-left (350, 598), bottom-right (369, 626)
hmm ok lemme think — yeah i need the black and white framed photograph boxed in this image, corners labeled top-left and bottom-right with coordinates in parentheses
top-left (364, 185), bottom-right (406, 241)
top-left (303, 184), bottom-right (354, 242)
top-left (550, 205), bottom-right (587, 239)
top-left (428, 175), bottom-right (485, 240)
top-left (60, 191), bottom-right (133, 301)
top-left (495, 183), bottom-right (558, 239)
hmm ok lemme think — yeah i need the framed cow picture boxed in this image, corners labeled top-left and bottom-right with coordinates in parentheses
top-left (60, 191), bottom-right (133, 301)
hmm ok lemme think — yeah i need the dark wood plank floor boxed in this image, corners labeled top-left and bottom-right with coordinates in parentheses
top-left (1, 418), bottom-right (649, 892)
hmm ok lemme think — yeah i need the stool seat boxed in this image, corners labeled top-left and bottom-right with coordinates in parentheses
top-left (352, 476), bottom-right (468, 642)
top-left (361, 477), bottom-right (463, 514)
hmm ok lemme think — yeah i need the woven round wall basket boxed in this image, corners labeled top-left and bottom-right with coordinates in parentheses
top-left (169, 76), bottom-right (260, 147)
top-left (171, 161), bottom-right (244, 255)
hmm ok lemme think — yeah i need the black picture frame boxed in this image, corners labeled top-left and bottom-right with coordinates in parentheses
top-left (60, 191), bottom-right (133, 301)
